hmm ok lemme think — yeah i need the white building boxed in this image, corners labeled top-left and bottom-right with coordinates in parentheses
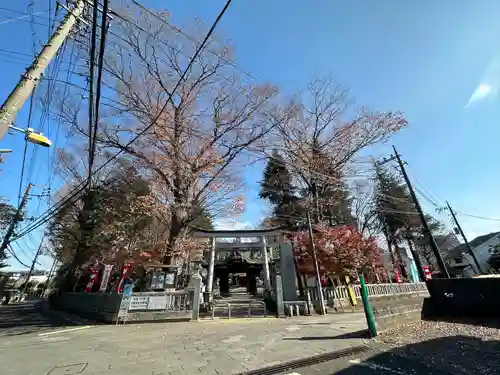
top-left (461, 232), bottom-right (500, 274)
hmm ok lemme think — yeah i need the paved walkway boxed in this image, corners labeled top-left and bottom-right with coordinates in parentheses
top-left (0, 301), bottom-right (83, 338)
top-left (0, 312), bottom-right (368, 375)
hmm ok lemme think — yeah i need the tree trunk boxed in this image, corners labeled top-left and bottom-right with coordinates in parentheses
top-left (163, 213), bottom-right (183, 265)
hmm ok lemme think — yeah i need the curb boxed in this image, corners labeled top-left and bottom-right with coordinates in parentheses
top-left (235, 345), bottom-right (369, 375)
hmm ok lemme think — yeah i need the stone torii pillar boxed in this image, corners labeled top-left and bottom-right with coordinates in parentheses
top-left (261, 236), bottom-right (271, 290)
top-left (206, 237), bottom-right (216, 300)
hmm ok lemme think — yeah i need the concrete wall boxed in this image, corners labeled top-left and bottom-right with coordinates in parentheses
top-left (54, 292), bottom-right (193, 323)
top-left (371, 293), bottom-right (426, 332)
top-left (426, 278), bottom-right (500, 318)
top-left (54, 292), bottom-right (122, 322)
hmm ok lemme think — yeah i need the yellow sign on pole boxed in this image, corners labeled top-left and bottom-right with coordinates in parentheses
top-left (345, 275), bottom-right (357, 306)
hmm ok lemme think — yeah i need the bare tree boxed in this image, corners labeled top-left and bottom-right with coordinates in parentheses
top-left (274, 76), bottom-right (407, 218)
top-left (84, 6), bottom-right (293, 262)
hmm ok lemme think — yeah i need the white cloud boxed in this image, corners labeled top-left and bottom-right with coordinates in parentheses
top-left (465, 55), bottom-right (500, 108)
top-left (465, 83), bottom-right (495, 108)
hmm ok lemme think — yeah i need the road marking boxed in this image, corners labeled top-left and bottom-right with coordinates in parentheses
top-left (349, 358), bottom-right (408, 374)
top-left (40, 336), bottom-right (70, 342)
top-left (38, 326), bottom-right (92, 336)
top-left (285, 373), bottom-right (302, 375)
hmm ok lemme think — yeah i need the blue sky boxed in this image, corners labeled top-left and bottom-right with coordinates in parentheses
top-left (2, 1), bottom-right (500, 270)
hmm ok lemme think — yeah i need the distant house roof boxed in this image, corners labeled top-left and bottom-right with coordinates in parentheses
top-left (447, 231), bottom-right (500, 258)
top-left (434, 234), bottom-right (461, 252)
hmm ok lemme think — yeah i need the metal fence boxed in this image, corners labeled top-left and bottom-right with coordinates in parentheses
top-left (308, 282), bottom-right (428, 303)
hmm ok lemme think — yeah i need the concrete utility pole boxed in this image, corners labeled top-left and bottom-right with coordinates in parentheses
top-left (0, 0), bottom-right (86, 140)
top-left (391, 146), bottom-right (450, 278)
top-left (445, 201), bottom-right (482, 274)
top-left (306, 211), bottom-right (326, 315)
top-left (0, 183), bottom-right (33, 255)
top-left (22, 238), bottom-right (44, 296)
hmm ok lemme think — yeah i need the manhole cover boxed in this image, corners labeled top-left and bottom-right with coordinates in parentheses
top-left (46, 363), bottom-right (88, 375)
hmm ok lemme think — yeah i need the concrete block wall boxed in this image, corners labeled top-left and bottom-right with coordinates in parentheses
top-left (371, 294), bottom-right (426, 332)
top-left (55, 292), bottom-right (122, 322)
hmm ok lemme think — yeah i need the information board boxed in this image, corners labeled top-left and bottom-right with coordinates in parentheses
top-left (118, 296), bottom-right (131, 317)
top-left (147, 295), bottom-right (167, 310)
top-left (128, 296), bottom-right (149, 310)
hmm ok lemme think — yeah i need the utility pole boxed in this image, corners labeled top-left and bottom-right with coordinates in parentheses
top-left (42, 257), bottom-right (58, 297)
top-left (390, 146), bottom-right (450, 278)
top-left (306, 211), bottom-right (326, 315)
top-left (0, 183), bottom-right (33, 255)
top-left (21, 239), bottom-right (44, 297)
top-left (445, 201), bottom-right (482, 274)
top-left (0, 0), bottom-right (86, 140)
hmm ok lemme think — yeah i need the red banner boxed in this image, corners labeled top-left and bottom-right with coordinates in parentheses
top-left (85, 268), bottom-right (100, 293)
top-left (116, 263), bottom-right (131, 293)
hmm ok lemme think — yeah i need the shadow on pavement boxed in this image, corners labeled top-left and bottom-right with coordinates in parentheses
top-left (0, 301), bottom-right (83, 337)
top-left (334, 335), bottom-right (500, 374)
top-left (283, 329), bottom-right (370, 340)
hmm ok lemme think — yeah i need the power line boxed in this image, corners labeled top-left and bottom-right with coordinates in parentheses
top-left (17, 84), bottom-right (37, 205)
top-left (7, 244), bottom-right (31, 268)
top-left (455, 212), bottom-right (500, 222)
top-left (0, 10), bottom-right (47, 25)
top-left (128, 0), bottom-right (257, 82)
top-left (86, 0), bottom-right (100, 182)
top-left (89, 0), bottom-right (110, 181)
top-left (11, 0), bottom-right (236, 241)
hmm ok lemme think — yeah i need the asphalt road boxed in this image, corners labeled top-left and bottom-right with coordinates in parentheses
top-left (276, 349), bottom-right (457, 375)
top-left (0, 300), bottom-right (78, 337)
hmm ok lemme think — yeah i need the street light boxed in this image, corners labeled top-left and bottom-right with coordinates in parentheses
top-left (8, 126), bottom-right (52, 147)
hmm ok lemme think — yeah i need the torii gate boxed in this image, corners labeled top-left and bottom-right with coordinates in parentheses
top-left (191, 227), bottom-right (283, 297)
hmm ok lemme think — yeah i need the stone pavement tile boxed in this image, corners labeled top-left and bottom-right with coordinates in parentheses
top-left (0, 312), bottom-right (368, 375)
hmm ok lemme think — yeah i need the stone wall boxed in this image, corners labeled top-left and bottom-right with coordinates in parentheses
top-left (372, 293), bottom-right (426, 332)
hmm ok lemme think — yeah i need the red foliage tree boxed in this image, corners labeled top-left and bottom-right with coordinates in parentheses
top-left (293, 224), bottom-right (384, 276)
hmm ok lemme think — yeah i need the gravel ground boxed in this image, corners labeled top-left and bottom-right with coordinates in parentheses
top-left (373, 320), bottom-right (500, 375)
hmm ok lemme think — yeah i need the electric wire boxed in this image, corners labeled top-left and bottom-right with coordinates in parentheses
top-left (11, 0), bottom-right (236, 241)
top-left (89, 0), bottom-right (110, 181)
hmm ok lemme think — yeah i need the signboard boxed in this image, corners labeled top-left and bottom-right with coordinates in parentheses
top-left (128, 296), bottom-right (149, 310)
top-left (118, 296), bottom-right (131, 317)
top-left (165, 272), bottom-right (175, 287)
top-left (147, 295), bottom-right (167, 310)
top-left (150, 270), bottom-right (165, 290)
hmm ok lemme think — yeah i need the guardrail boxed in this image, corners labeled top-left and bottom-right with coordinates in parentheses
top-left (284, 300), bottom-right (308, 316)
top-left (210, 299), bottom-right (267, 319)
top-left (212, 300), bottom-right (231, 319)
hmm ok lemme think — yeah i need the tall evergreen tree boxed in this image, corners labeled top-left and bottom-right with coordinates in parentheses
top-left (374, 165), bottom-right (417, 277)
top-left (317, 178), bottom-right (356, 227)
top-left (259, 150), bottom-right (302, 229)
